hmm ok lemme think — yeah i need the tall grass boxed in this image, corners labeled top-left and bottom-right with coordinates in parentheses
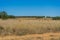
top-left (0, 19), bottom-right (60, 36)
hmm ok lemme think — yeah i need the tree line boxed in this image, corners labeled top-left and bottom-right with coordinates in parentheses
top-left (0, 11), bottom-right (60, 20)
top-left (0, 11), bottom-right (15, 19)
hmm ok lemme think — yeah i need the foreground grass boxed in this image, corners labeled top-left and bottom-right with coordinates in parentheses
top-left (0, 32), bottom-right (60, 40)
top-left (0, 18), bottom-right (60, 36)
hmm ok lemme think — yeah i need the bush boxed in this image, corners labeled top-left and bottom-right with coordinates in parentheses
top-left (36, 16), bottom-right (45, 19)
top-left (52, 16), bottom-right (60, 20)
top-left (8, 15), bottom-right (15, 19)
top-left (0, 11), bottom-right (16, 19)
top-left (0, 11), bottom-right (8, 20)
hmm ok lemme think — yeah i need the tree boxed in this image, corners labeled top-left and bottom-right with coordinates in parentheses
top-left (8, 15), bottom-right (15, 18)
top-left (52, 16), bottom-right (60, 20)
top-left (46, 16), bottom-right (51, 18)
top-left (0, 11), bottom-right (8, 19)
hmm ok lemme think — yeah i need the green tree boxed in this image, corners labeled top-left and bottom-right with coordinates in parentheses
top-left (8, 15), bottom-right (15, 18)
top-left (0, 11), bottom-right (8, 19)
top-left (46, 16), bottom-right (51, 18)
top-left (52, 16), bottom-right (60, 20)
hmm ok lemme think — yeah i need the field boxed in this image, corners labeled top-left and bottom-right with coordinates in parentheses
top-left (0, 32), bottom-right (60, 40)
top-left (0, 18), bottom-right (60, 40)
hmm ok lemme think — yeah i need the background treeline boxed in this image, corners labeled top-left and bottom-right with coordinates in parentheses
top-left (0, 11), bottom-right (15, 19)
top-left (0, 11), bottom-right (60, 20)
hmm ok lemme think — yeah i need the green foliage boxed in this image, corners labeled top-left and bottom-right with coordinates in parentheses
top-left (46, 16), bottom-right (51, 18)
top-left (0, 11), bottom-right (8, 19)
top-left (16, 16), bottom-right (45, 18)
top-left (35, 16), bottom-right (45, 18)
top-left (0, 11), bottom-right (15, 19)
top-left (52, 16), bottom-right (60, 20)
top-left (8, 15), bottom-right (15, 19)
top-left (0, 11), bottom-right (60, 20)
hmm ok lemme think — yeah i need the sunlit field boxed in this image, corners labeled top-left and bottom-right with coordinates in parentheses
top-left (0, 18), bottom-right (60, 40)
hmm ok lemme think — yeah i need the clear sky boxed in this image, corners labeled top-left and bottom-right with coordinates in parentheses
top-left (0, 0), bottom-right (60, 16)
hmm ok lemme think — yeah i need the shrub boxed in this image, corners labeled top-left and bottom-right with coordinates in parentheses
top-left (52, 16), bottom-right (60, 20)
top-left (8, 15), bottom-right (15, 19)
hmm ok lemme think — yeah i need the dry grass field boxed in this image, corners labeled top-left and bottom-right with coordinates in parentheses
top-left (0, 32), bottom-right (60, 40)
top-left (0, 18), bottom-right (60, 40)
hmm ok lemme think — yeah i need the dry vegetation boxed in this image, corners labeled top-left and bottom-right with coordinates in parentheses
top-left (0, 18), bottom-right (60, 40)
top-left (0, 32), bottom-right (60, 40)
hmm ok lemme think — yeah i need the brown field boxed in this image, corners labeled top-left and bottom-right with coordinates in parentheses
top-left (0, 18), bottom-right (60, 40)
top-left (0, 32), bottom-right (60, 40)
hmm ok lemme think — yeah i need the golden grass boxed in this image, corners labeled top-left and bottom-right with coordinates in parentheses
top-left (0, 18), bottom-right (60, 40)
top-left (0, 18), bottom-right (60, 35)
top-left (0, 32), bottom-right (60, 40)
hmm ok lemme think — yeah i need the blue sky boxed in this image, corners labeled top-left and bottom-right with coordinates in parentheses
top-left (0, 0), bottom-right (60, 16)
